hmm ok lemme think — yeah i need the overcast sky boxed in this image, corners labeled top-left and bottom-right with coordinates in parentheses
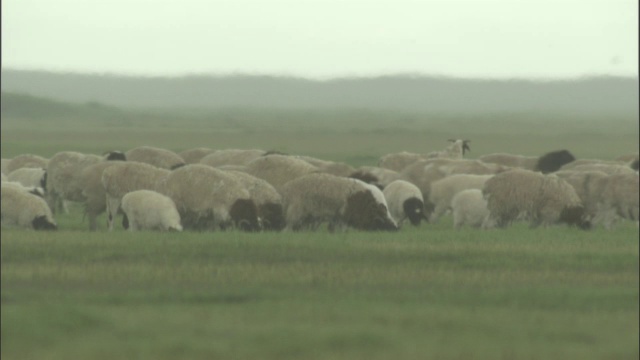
top-left (2, 0), bottom-right (637, 79)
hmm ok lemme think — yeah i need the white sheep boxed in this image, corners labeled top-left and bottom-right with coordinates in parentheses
top-left (1, 181), bottom-right (45, 198)
top-left (121, 190), bottom-right (182, 231)
top-left (224, 170), bottom-right (285, 231)
top-left (199, 149), bottom-right (266, 167)
top-left (160, 164), bottom-right (260, 231)
top-left (615, 153), bottom-right (639, 163)
top-left (245, 154), bottom-right (319, 194)
top-left (7, 168), bottom-right (47, 191)
top-left (594, 173), bottom-right (639, 229)
top-left (46, 151), bottom-right (104, 214)
top-left (79, 161), bottom-right (123, 231)
top-left (125, 146), bottom-right (185, 170)
top-left (428, 174), bottom-right (493, 223)
top-left (483, 169), bottom-right (590, 229)
top-left (281, 173), bottom-right (398, 232)
top-left (426, 139), bottom-right (471, 159)
top-left (1, 183), bottom-right (57, 230)
top-left (478, 153), bottom-right (538, 170)
top-left (382, 180), bottom-right (425, 227)
top-left (451, 189), bottom-right (492, 229)
top-left (5, 154), bottom-right (49, 173)
top-left (102, 161), bottom-right (171, 231)
top-left (378, 151), bottom-right (431, 172)
top-left (178, 147), bottom-right (217, 164)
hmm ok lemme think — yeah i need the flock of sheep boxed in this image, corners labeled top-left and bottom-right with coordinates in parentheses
top-left (1, 139), bottom-right (638, 233)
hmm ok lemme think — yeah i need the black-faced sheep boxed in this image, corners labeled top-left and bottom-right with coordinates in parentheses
top-left (121, 190), bottom-right (182, 232)
top-left (125, 146), bottom-right (185, 170)
top-left (382, 180), bottom-right (425, 227)
top-left (160, 164), bottom-right (260, 232)
top-left (1, 183), bottom-right (57, 230)
top-left (483, 169), bottom-right (590, 229)
top-left (280, 173), bottom-right (398, 232)
top-left (534, 149), bottom-right (576, 174)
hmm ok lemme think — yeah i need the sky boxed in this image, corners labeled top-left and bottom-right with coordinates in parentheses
top-left (2, 0), bottom-right (638, 79)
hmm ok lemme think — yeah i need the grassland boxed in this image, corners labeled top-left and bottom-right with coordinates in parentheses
top-left (1, 91), bottom-right (639, 359)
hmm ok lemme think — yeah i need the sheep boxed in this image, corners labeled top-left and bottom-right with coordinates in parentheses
top-left (120, 190), bottom-right (182, 231)
top-left (79, 161), bottom-right (123, 231)
top-left (426, 139), bottom-right (471, 159)
top-left (224, 170), bottom-right (285, 231)
top-left (482, 169), bottom-right (590, 229)
top-left (280, 173), bottom-right (398, 232)
top-left (478, 153), bottom-right (538, 170)
top-left (199, 149), bottom-right (266, 167)
top-left (382, 180), bottom-right (425, 227)
top-left (6, 154), bottom-right (48, 173)
top-left (0, 181), bottom-right (46, 198)
top-left (378, 151), bottom-right (433, 172)
top-left (428, 174), bottom-right (494, 223)
top-left (178, 147), bottom-right (217, 164)
top-left (615, 153), bottom-right (639, 163)
top-left (562, 163), bottom-right (636, 175)
top-left (560, 159), bottom-right (626, 170)
top-left (534, 149), bottom-right (576, 174)
top-left (7, 168), bottom-right (47, 191)
top-left (102, 161), bottom-right (171, 231)
top-left (296, 155), bottom-right (355, 177)
top-left (125, 146), bottom-right (185, 170)
top-left (1, 183), bottom-right (57, 230)
top-left (350, 166), bottom-right (402, 189)
top-left (594, 173), bottom-right (639, 229)
top-left (160, 165), bottom-right (259, 231)
top-left (46, 151), bottom-right (103, 214)
top-left (451, 189), bottom-right (491, 229)
top-left (553, 170), bottom-right (610, 224)
top-left (244, 154), bottom-right (319, 194)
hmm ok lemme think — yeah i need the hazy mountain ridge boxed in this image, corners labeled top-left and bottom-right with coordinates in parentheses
top-left (1, 69), bottom-right (638, 115)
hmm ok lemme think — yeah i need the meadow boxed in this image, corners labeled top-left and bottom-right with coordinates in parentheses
top-left (1, 92), bottom-right (639, 359)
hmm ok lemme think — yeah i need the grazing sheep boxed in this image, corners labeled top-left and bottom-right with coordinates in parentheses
top-left (478, 153), bottom-right (538, 170)
top-left (615, 153), bottom-right (639, 163)
top-left (350, 166), bottom-right (402, 189)
top-left (79, 161), bottom-right (123, 231)
top-left (46, 151), bottom-right (103, 214)
top-left (483, 169), bottom-right (590, 229)
top-left (378, 151), bottom-right (431, 172)
top-left (426, 139), bottom-right (471, 159)
top-left (594, 173), bottom-right (639, 229)
top-left (281, 173), bottom-right (398, 232)
top-left (245, 154), bottom-right (319, 193)
top-left (199, 149), bottom-right (266, 167)
top-left (6, 154), bottom-right (48, 173)
top-left (554, 170), bottom-right (610, 224)
top-left (102, 162), bottom-right (171, 231)
top-left (451, 189), bottom-right (491, 229)
top-left (1, 181), bottom-right (46, 198)
top-left (121, 190), bottom-right (182, 231)
top-left (7, 168), bottom-right (47, 192)
top-left (535, 149), bottom-right (576, 174)
top-left (178, 147), bottom-right (217, 164)
top-left (125, 146), bottom-right (185, 170)
top-left (382, 180), bottom-right (425, 227)
top-left (428, 174), bottom-right (494, 223)
top-left (161, 164), bottom-right (260, 231)
top-left (224, 170), bottom-right (286, 231)
top-left (1, 183), bottom-right (57, 230)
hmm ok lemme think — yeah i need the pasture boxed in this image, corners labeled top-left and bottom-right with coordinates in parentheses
top-left (1, 98), bottom-right (639, 359)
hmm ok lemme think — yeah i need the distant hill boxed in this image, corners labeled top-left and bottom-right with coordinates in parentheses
top-left (1, 69), bottom-right (638, 115)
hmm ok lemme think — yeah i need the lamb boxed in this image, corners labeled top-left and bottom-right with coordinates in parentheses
top-left (1, 183), bottom-right (57, 230)
top-left (451, 189), bottom-right (491, 229)
top-left (224, 170), bottom-right (286, 231)
top-left (6, 154), bottom-right (48, 173)
top-left (382, 180), bottom-right (425, 227)
top-left (7, 168), bottom-right (47, 192)
top-left (102, 161), bottom-right (171, 231)
top-left (534, 149), bottom-right (576, 174)
top-left (428, 174), bottom-right (494, 222)
top-left (199, 149), bottom-right (266, 167)
top-left (120, 190), bottom-right (182, 231)
top-left (46, 151), bottom-right (103, 214)
top-left (160, 164), bottom-right (260, 231)
top-left (478, 153), bottom-right (538, 170)
top-left (125, 146), bottom-right (185, 170)
top-left (280, 173), bottom-right (398, 232)
top-left (482, 169), bottom-right (590, 229)
top-left (178, 147), bottom-right (217, 164)
top-left (594, 173), bottom-right (639, 229)
top-left (426, 139), bottom-right (471, 159)
top-left (244, 154), bottom-right (319, 194)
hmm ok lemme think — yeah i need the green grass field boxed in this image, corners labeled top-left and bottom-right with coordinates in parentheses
top-left (1, 96), bottom-right (639, 359)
